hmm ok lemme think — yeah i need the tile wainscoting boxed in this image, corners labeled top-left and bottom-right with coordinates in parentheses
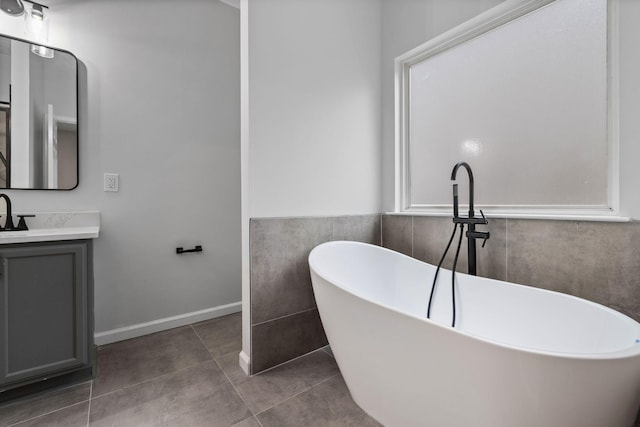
top-left (382, 215), bottom-right (640, 323)
top-left (249, 213), bottom-right (640, 375)
top-left (250, 215), bottom-right (381, 374)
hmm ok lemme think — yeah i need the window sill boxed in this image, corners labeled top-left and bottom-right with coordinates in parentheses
top-left (386, 209), bottom-right (632, 223)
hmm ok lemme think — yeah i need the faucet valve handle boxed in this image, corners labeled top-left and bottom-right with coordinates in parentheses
top-left (16, 214), bottom-right (35, 231)
top-left (481, 233), bottom-right (490, 248)
top-left (479, 209), bottom-right (488, 224)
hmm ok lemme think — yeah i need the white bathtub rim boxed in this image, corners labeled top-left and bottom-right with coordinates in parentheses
top-left (309, 240), bottom-right (640, 361)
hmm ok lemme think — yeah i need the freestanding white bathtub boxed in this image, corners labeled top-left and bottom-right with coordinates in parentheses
top-left (309, 241), bottom-right (640, 427)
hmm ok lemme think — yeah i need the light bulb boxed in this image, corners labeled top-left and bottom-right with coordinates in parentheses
top-left (30, 3), bottom-right (43, 20)
top-left (31, 44), bottom-right (54, 59)
top-left (24, 3), bottom-right (49, 44)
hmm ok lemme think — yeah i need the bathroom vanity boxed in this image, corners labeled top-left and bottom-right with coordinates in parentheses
top-left (0, 213), bottom-right (99, 403)
top-left (0, 27), bottom-right (89, 402)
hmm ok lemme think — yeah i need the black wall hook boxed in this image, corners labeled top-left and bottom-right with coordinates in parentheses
top-left (176, 245), bottom-right (203, 254)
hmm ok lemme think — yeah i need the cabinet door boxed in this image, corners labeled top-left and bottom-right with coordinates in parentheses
top-left (0, 242), bottom-right (88, 386)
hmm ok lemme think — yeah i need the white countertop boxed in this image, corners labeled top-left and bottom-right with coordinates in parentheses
top-left (0, 211), bottom-right (100, 244)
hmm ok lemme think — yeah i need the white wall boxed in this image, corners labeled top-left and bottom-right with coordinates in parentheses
top-left (381, 0), bottom-right (505, 212)
top-left (0, 0), bottom-right (241, 338)
top-left (247, 0), bottom-right (382, 218)
top-left (240, 0), bottom-right (382, 373)
top-left (618, 0), bottom-right (640, 218)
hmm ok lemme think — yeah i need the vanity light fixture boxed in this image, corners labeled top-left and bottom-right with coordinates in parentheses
top-left (23, 1), bottom-right (53, 59)
top-left (1, 0), bottom-right (52, 58)
top-left (24, 1), bottom-right (49, 40)
top-left (28, 0), bottom-right (41, 18)
top-left (0, 0), bottom-right (25, 17)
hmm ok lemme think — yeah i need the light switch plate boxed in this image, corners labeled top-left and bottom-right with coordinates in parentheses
top-left (104, 173), bottom-right (119, 192)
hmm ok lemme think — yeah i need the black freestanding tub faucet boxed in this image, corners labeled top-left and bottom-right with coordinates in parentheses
top-left (451, 162), bottom-right (490, 275)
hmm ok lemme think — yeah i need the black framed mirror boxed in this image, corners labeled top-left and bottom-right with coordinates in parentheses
top-left (0, 33), bottom-right (78, 190)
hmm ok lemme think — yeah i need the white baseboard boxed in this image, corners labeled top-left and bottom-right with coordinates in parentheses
top-left (94, 302), bottom-right (242, 346)
top-left (239, 350), bottom-right (251, 375)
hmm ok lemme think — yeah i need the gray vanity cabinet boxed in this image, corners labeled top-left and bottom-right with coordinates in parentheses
top-left (0, 240), bottom-right (94, 389)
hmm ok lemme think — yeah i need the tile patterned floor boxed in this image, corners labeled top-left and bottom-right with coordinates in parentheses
top-left (0, 313), bottom-right (381, 427)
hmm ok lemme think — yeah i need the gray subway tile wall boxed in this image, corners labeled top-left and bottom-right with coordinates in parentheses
top-left (507, 219), bottom-right (640, 322)
top-left (250, 218), bottom-right (333, 326)
top-left (382, 214), bottom-right (640, 322)
top-left (380, 214), bottom-right (412, 256)
top-left (479, 218), bottom-right (508, 281)
top-left (332, 215), bottom-right (381, 244)
top-left (249, 215), bottom-right (381, 374)
top-left (251, 309), bottom-right (327, 373)
top-left (250, 213), bottom-right (639, 376)
top-left (412, 216), bottom-right (507, 281)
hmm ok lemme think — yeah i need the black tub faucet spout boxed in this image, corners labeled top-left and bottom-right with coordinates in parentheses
top-left (451, 162), bottom-right (474, 218)
top-left (450, 162), bottom-right (490, 275)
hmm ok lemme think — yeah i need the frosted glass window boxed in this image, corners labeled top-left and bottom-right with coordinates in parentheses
top-left (407, 0), bottom-right (608, 209)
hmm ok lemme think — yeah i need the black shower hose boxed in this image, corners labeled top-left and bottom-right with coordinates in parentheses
top-left (450, 223), bottom-right (465, 327)
top-left (427, 223), bottom-right (465, 328)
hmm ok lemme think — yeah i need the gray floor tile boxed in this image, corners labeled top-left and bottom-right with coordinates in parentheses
top-left (0, 382), bottom-right (90, 427)
top-left (216, 351), bottom-right (251, 388)
top-left (92, 326), bottom-right (210, 397)
top-left (257, 375), bottom-right (381, 427)
top-left (89, 361), bottom-right (251, 427)
top-left (11, 401), bottom-right (89, 427)
top-left (192, 312), bottom-right (242, 358)
top-left (234, 350), bottom-right (339, 414)
top-left (321, 346), bottom-right (334, 358)
top-left (231, 416), bottom-right (262, 427)
top-left (1, 313), bottom-right (381, 427)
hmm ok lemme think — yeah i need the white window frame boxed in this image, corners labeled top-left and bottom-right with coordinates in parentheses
top-left (393, 0), bottom-right (625, 221)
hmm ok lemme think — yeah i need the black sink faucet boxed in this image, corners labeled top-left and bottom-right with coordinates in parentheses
top-left (0, 193), bottom-right (15, 230)
top-left (450, 162), bottom-right (490, 275)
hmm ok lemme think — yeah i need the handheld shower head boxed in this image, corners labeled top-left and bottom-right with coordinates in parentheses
top-left (453, 184), bottom-right (459, 218)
